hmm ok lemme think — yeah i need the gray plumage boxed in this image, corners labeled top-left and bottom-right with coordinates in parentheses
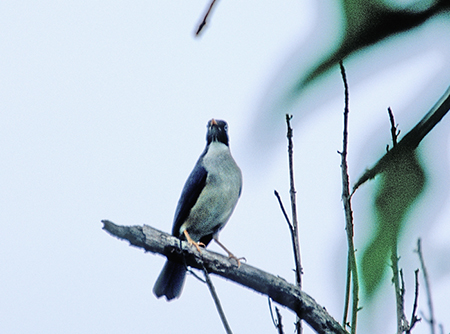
top-left (153, 119), bottom-right (242, 301)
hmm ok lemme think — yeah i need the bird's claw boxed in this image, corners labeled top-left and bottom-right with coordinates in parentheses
top-left (190, 240), bottom-right (205, 253)
top-left (228, 254), bottom-right (246, 268)
top-left (183, 230), bottom-right (204, 253)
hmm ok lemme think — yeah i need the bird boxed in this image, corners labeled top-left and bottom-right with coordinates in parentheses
top-left (153, 118), bottom-right (243, 301)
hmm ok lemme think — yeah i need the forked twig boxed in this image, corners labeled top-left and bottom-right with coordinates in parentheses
top-left (407, 269), bottom-right (421, 333)
top-left (274, 114), bottom-right (303, 333)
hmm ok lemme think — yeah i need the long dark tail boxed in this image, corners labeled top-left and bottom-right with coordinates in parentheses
top-left (153, 261), bottom-right (187, 301)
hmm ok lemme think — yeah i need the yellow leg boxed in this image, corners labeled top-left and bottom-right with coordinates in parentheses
top-left (213, 236), bottom-right (245, 268)
top-left (183, 230), bottom-right (205, 253)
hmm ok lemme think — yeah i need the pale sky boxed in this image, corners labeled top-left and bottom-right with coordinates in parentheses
top-left (1, 1), bottom-right (450, 333)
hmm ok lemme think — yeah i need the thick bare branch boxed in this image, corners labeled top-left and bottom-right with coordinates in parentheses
top-left (102, 220), bottom-right (347, 334)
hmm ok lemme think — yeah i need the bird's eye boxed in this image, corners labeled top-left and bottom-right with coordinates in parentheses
top-left (224, 124), bottom-right (228, 132)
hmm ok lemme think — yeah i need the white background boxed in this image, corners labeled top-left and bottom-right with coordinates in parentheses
top-left (1, 1), bottom-right (449, 333)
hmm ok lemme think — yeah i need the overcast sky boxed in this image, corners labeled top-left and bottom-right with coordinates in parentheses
top-left (1, 1), bottom-right (450, 333)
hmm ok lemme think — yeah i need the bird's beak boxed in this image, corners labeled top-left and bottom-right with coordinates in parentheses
top-left (211, 118), bottom-right (217, 126)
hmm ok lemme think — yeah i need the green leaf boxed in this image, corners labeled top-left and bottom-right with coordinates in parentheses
top-left (295, 0), bottom-right (450, 92)
top-left (361, 149), bottom-right (425, 298)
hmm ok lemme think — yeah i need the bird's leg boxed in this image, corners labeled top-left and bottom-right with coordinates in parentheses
top-left (213, 236), bottom-right (245, 268)
top-left (183, 230), bottom-right (205, 253)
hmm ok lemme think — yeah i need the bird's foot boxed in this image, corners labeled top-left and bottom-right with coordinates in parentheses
top-left (183, 230), bottom-right (205, 253)
top-left (227, 253), bottom-right (246, 268)
top-left (213, 236), bottom-right (245, 268)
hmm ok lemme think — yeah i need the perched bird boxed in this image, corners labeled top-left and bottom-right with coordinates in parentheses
top-left (153, 119), bottom-right (243, 301)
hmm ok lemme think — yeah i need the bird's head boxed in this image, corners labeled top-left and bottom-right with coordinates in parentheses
top-left (206, 119), bottom-right (229, 146)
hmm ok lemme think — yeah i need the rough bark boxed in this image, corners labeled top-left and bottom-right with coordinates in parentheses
top-left (102, 220), bottom-right (347, 334)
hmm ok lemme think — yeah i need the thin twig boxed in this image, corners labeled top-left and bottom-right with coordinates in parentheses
top-left (268, 297), bottom-right (285, 334)
top-left (195, 0), bottom-right (219, 36)
top-left (285, 114), bottom-right (303, 334)
top-left (285, 114), bottom-right (303, 285)
top-left (342, 255), bottom-right (351, 327)
top-left (406, 269), bottom-right (421, 334)
top-left (188, 267), bottom-right (206, 283)
top-left (339, 61), bottom-right (359, 334)
top-left (275, 307), bottom-right (284, 334)
top-left (416, 238), bottom-right (435, 334)
top-left (388, 107), bottom-right (400, 148)
top-left (274, 190), bottom-right (294, 232)
top-left (387, 107), bottom-right (408, 334)
top-left (269, 298), bottom-right (277, 328)
top-left (201, 264), bottom-right (233, 334)
top-left (394, 265), bottom-right (409, 333)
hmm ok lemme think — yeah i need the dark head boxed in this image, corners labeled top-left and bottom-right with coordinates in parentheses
top-left (206, 119), bottom-right (229, 146)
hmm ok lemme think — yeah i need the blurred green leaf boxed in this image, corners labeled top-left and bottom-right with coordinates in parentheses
top-left (296, 0), bottom-right (450, 91)
top-left (361, 149), bottom-right (425, 298)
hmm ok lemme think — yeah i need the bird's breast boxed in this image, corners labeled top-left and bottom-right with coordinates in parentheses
top-left (180, 142), bottom-right (242, 241)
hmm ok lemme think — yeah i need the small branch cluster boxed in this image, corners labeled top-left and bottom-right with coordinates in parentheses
top-left (391, 265), bottom-right (421, 334)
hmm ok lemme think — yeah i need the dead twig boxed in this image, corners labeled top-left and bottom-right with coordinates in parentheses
top-left (201, 264), bottom-right (233, 334)
top-left (416, 238), bottom-right (435, 334)
top-left (339, 61), bottom-right (359, 334)
top-left (269, 298), bottom-right (285, 334)
top-left (195, 0), bottom-right (219, 36)
top-left (406, 269), bottom-right (421, 333)
top-left (274, 190), bottom-right (293, 232)
top-left (284, 114), bottom-right (303, 333)
top-left (387, 107), bottom-right (408, 334)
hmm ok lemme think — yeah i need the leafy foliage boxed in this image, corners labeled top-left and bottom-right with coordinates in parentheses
top-left (296, 0), bottom-right (450, 91)
top-left (361, 149), bottom-right (425, 297)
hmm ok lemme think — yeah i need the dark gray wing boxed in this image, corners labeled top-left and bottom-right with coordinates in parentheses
top-left (171, 158), bottom-right (208, 237)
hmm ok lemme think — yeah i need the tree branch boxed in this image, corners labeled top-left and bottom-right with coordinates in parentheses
top-left (353, 85), bottom-right (450, 192)
top-left (101, 220), bottom-right (347, 334)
